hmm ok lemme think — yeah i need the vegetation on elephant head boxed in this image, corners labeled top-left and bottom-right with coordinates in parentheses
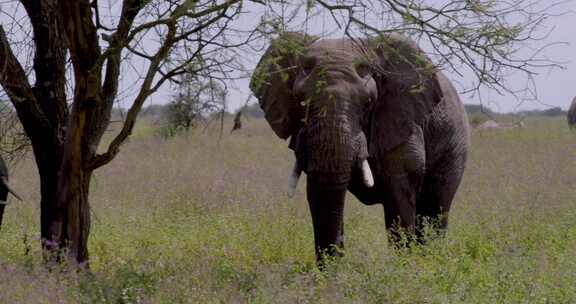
top-left (366, 34), bottom-right (438, 96)
top-left (250, 32), bottom-right (318, 96)
top-left (250, 32), bottom-right (320, 139)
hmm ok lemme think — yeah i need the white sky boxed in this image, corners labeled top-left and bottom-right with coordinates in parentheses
top-left (210, 0), bottom-right (576, 114)
top-left (1, 1), bottom-right (575, 113)
top-left (470, 1), bottom-right (576, 113)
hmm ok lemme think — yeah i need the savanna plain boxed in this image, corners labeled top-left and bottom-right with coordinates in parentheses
top-left (1, 116), bottom-right (575, 303)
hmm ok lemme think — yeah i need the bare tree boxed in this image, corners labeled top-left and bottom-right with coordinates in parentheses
top-left (0, 0), bottom-right (260, 266)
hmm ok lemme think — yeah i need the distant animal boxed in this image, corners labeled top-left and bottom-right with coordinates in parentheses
top-left (251, 32), bottom-right (470, 263)
top-left (0, 155), bottom-right (23, 229)
top-left (231, 109), bottom-right (243, 132)
top-left (567, 97), bottom-right (576, 128)
top-left (476, 119), bottom-right (524, 130)
top-left (476, 120), bottom-right (500, 130)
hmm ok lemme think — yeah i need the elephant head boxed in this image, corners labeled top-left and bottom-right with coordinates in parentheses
top-left (250, 32), bottom-right (443, 260)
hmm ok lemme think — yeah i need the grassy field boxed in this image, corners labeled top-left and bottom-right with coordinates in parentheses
top-left (1, 117), bottom-right (575, 303)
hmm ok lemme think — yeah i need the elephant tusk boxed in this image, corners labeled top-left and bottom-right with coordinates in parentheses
top-left (287, 161), bottom-right (302, 198)
top-left (0, 176), bottom-right (22, 201)
top-left (361, 159), bottom-right (374, 188)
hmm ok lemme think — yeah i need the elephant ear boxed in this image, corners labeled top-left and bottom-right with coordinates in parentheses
top-left (250, 32), bottom-right (317, 139)
top-left (367, 34), bottom-right (444, 154)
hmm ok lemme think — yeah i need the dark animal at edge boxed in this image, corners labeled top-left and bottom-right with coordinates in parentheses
top-left (0, 156), bottom-right (23, 229)
top-left (567, 97), bottom-right (576, 128)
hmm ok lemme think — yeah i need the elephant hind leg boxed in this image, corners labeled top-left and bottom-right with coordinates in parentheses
top-left (382, 170), bottom-right (424, 247)
top-left (416, 154), bottom-right (466, 243)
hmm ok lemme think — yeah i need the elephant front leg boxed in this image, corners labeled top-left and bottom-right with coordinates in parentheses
top-left (306, 177), bottom-right (346, 264)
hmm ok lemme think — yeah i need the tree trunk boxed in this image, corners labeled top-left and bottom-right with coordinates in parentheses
top-left (41, 164), bottom-right (92, 266)
top-left (54, 168), bottom-right (91, 266)
top-left (43, 92), bottom-right (95, 266)
top-left (38, 154), bottom-right (62, 260)
top-left (35, 134), bottom-right (92, 266)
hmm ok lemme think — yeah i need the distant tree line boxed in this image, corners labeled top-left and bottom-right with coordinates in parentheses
top-left (516, 107), bottom-right (566, 117)
top-left (133, 103), bottom-right (565, 130)
top-left (129, 100), bottom-right (265, 137)
top-left (464, 104), bottom-right (566, 117)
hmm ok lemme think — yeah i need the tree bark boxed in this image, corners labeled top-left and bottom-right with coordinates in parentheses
top-left (47, 165), bottom-right (92, 265)
top-left (43, 101), bottom-right (94, 265)
top-left (0, 2), bottom-right (71, 262)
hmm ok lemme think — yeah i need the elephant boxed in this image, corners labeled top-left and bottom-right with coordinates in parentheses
top-left (0, 155), bottom-right (23, 229)
top-left (250, 32), bottom-right (470, 263)
top-left (567, 97), bottom-right (576, 128)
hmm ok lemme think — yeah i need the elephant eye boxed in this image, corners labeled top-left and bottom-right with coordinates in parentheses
top-left (355, 62), bottom-right (371, 78)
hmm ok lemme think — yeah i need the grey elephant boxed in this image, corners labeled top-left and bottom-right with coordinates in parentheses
top-left (250, 32), bottom-right (470, 262)
top-left (0, 155), bottom-right (23, 229)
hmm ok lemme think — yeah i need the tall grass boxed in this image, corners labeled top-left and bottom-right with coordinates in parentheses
top-left (1, 117), bottom-right (575, 303)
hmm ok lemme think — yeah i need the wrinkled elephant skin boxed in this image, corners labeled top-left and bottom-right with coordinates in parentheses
top-left (251, 33), bottom-right (470, 263)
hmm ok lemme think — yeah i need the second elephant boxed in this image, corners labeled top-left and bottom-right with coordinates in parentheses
top-left (0, 155), bottom-right (23, 229)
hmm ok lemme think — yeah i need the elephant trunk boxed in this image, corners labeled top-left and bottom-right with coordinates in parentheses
top-left (297, 110), bottom-right (373, 263)
top-left (306, 174), bottom-right (347, 264)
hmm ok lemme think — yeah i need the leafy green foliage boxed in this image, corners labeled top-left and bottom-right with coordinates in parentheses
top-left (250, 32), bottom-right (315, 96)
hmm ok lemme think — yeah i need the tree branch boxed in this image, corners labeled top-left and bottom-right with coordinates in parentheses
top-left (0, 26), bottom-right (51, 132)
top-left (311, 0), bottom-right (564, 94)
top-left (89, 21), bottom-right (179, 170)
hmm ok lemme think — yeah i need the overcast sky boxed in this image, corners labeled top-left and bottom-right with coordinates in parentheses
top-left (472, 0), bottom-right (576, 113)
top-left (1, 1), bottom-right (575, 113)
top-left (207, 0), bottom-right (576, 112)
top-left (208, 0), bottom-right (576, 113)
